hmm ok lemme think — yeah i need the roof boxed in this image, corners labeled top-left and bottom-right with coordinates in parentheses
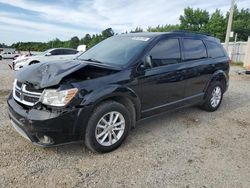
top-left (119, 31), bottom-right (219, 42)
top-left (49, 48), bottom-right (78, 51)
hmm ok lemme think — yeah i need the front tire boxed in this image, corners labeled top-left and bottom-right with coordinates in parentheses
top-left (201, 81), bottom-right (223, 112)
top-left (85, 101), bottom-right (131, 153)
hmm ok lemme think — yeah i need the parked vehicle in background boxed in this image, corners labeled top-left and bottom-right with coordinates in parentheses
top-left (7, 32), bottom-right (230, 153)
top-left (77, 45), bottom-right (87, 52)
top-left (13, 48), bottom-right (79, 71)
top-left (0, 51), bottom-right (20, 60)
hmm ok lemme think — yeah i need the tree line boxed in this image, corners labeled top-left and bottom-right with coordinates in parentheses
top-left (2, 5), bottom-right (249, 52)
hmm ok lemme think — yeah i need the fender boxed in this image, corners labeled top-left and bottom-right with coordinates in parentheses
top-left (81, 84), bottom-right (141, 119)
top-left (204, 70), bottom-right (229, 93)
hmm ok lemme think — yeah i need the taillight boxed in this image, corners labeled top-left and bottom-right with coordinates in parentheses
top-left (228, 59), bottom-right (232, 64)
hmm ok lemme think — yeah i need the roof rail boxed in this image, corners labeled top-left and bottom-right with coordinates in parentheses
top-left (172, 30), bottom-right (212, 36)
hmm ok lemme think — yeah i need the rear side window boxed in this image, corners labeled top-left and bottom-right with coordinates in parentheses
top-left (63, 49), bottom-right (78, 55)
top-left (149, 38), bottom-right (181, 66)
top-left (205, 41), bottom-right (225, 58)
top-left (183, 39), bottom-right (207, 60)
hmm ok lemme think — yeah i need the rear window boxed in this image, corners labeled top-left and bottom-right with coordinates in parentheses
top-left (183, 39), bottom-right (207, 61)
top-left (205, 41), bottom-right (225, 58)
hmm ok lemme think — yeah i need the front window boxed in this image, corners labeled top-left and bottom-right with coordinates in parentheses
top-left (40, 49), bottom-right (52, 56)
top-left (148, 38), bottom-right (181, 67)
top-left (78, 36), bottom-right (151, 66)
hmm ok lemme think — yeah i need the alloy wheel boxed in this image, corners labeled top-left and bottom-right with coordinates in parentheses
top-left (95, 111), bottom-right (125, 146)
top-left (210, 86), bottom-right (222, 108)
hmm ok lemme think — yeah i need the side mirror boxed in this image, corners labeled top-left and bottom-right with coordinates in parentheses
top-left (45, 52), bottom-right (52, 56)
top-left (145, 55), bottom-right (153, 68)
top-left (136, 56), bottom-right (153, 74)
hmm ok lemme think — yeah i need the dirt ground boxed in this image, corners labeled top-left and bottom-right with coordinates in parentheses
top-left (0, 60), bottom-right (250, 188)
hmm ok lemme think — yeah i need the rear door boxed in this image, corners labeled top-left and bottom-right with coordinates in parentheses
top-left (204, 40), bottom-right (229, 75)
top-left (181, 38), bottom-right (212, 98)
top-left (136, 38), bottom-right (187, 115)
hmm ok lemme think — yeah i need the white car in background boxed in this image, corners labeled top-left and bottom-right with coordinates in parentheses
top-left (13, 48), bottom-right (80, 71)
top-left (0, 51), bottom-right (20, 60)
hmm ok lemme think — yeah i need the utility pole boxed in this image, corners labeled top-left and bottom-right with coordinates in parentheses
top-left (225, 0), bottom-right (236, 53)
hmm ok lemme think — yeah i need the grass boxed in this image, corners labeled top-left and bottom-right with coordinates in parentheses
top-left (230, 61), bottom-right (244, 67)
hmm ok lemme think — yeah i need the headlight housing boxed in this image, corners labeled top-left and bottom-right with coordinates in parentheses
top-left (40, 88), bottom-right (78, 107)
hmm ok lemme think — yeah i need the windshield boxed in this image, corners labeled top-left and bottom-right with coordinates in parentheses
top-left (78, 36), bottom-right (151, 66)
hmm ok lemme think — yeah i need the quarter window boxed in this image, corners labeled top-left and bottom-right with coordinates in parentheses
top-left (183, 39), bottom-right (207, 60)
top-left (149, 38), bottom-right (181, 66)
top-left (205, 41), bottom-right (225, 58)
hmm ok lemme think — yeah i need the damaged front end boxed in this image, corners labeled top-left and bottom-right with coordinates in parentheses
top-left (7, 60), bottom-right (120, 146)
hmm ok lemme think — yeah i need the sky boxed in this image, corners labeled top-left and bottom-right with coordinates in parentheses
top-left (0, 0), bottom-right (249, 45)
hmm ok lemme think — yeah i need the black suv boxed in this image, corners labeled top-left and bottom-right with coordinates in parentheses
top-left (7, 32), bottom-right (229, 152)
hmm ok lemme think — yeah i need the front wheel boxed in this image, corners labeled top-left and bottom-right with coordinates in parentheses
top-left (85, 101), bottom-right (131, 153)
top-left (200, 81), bottom-right (224, 112)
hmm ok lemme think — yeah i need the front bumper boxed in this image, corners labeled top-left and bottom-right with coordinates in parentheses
top-left (7, 93), bottom-right (92, 147)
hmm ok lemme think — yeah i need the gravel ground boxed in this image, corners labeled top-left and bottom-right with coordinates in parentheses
top-left (0, 60), bottom-right (250, 188)
top-left (0, 60), bottom-right (15, 90)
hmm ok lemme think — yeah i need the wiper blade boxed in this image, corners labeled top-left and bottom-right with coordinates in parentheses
top-left (82, 58), bottom-right (103, 64)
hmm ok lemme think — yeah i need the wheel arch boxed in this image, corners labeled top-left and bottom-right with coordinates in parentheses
top-left (204, 70), bottom-right (228, 93)
top-left (29, 60), bottom-right (40, 65)
top-left (83, 85), bottom-right (141, 127)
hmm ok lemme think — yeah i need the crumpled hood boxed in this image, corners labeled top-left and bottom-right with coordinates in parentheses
top-left (16, 60), bottom-right (88, 89)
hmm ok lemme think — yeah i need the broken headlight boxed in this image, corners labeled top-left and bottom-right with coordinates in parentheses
top-left (40, 88), bottom-right (78, 107)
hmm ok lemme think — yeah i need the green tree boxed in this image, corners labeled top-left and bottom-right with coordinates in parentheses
top-left (81, 34), bottom-right (92, 46)
top-left (69, 36), bottom-right (80, 49)
top-left (102, 28), bottom-right (114, 38)
top-left (205, 9), bottom-right (227, 41)
top-left (232, 8), bottom-right (250, 41)
top-left (147, 24), bottom-right (180, 32)
top-left (0, 43), bottom-right (10, 48)
top-left (130, 27), bottom-right (143, 33)
top-left (180, 7), bottom-right (209, 31)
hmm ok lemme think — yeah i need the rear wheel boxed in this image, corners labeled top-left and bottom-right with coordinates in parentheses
top-left (201, 81), bottom-right (223, 112)
top-left (0, 56), bottom-right (2, 60)
top-left (85, 101), bottom-right (131, 153)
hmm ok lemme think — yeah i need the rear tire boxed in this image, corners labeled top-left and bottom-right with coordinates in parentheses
top-left (0, 56), bottom-right (2, 60)
top-left (200, 81), bottom-right (223, 112)
top-left (85, 101), bottom-right (131, 153)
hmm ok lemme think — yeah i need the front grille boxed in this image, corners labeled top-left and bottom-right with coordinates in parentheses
top-left (15, 90), bottom-right (21, 98)
top-left (13, 80), bottom-right (43, 106)
top-left (23, 95), bottom-right (40, 103)
top-left (16, 80), bottom-right (22, 88)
